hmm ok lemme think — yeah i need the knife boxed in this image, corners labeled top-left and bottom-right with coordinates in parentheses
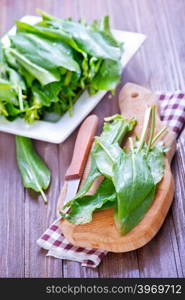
top-left (57, 114), bottom-right (98, 214)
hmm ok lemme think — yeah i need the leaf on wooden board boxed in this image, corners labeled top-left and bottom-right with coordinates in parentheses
top-left (62, 178), bottom-right (116, 224)
top-left (62, 106), bottom-right (166, 236)
top-left (71, 115), bottom-right (136, 200)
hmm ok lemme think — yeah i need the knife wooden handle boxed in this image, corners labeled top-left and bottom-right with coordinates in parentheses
top-left (65, 114), bottom-right (98, 180)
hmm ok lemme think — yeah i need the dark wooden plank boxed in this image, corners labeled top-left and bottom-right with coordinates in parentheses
top-left (161, 0), bottom-right (185, 90)
top-left (0, 133), bottom-right (25, 277)
top-left (161, 2), bottom-right (185, 277)
top-left (0, 2), bottom-right (26, 278)
top-left (137, 214), bottom-right (181, 278)
top-left (171, 131), bottom-right (185, 277)
top-left (99, 252), bottom-right (140, 278)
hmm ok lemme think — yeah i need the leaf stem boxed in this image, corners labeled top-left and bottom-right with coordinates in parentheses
top-left (39, 188), bottom-right (48, 204)
top-left (68, 97), bottom-right (73, 117)
top-left (116, 119), bottom-right (136, 145)
top-left (151, 126), bottom-right (167, 146)
top-left (137, 106), bottom-right (152, 152)
top-left (146, 105), bottom-right (156, 154)
top-left (64, 71), bottom-right (72, 86)
top-left (18, 85), bottom-right (24, 110)
top-left (95, 138), bottom-right (114, 163)
top-left (129, 137), bottom-right (134, 153)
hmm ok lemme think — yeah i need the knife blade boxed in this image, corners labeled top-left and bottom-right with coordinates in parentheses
top-left (58, 114), bottom-right (98, 214)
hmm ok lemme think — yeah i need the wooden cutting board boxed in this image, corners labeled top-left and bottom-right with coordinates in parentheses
top-left (58, 83), bottom-right (176, 252)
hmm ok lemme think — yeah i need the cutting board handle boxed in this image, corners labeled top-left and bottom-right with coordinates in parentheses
top-left (119, 82), bottom-right (152, 100)
top-left (65, 114), bottom-right (98, 180)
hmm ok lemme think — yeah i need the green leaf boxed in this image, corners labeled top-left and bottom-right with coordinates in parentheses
top-left (36, 9), bottom-right (58, 22)
top-left (114, 186), bottom-right (156, 234)
top-left (63, 106), bottom-right (166, 236)
top-left (146, 143), bottom-right (165, 184)
top-left (113, 151), bottom-right (155, 234)
top-left (91, 59), bottom-right (122, 91)
top-left (0, 102), bottom-right (8, 116)
top-left (18, 65), bottom-right (35, 87)
top-left (10, 33), bottom-right (80, 73)
top-left (75, 115), bottom-right (135, 199)
top-left (5, 102), bottom-right (20, 120)
top-left (100, 16), bottom-right (114, 39)
top-left (16, 21), bottom-right (84, 54)
top-left (49, 19), bottom-right (122, 61)
top-left (94, 140), bottom-right (122, 178)
top-left (0, 42), bottom-right (3, 63)
top-left (1, 11), bottom-right (123, 123)
top-left (0, 79), bottom-right (18, 103)
top-left (63, 115), bottom-right (136, 213)
top-left (7, 67), bottom-right (26, 91)
top-left (71, 155), bottom-right (101, 201)
top-left (24, 107), bottom-right (40, 123)
top-left (3, 47), bottom-right (20, 69)
top-left (9, 48), bottom-right (60, 85)
top-left (15, 136), bottom-right (51, 203)
top-left (62, 178), bottom-right (116, 224)
top-left (31, 81), bottom-right (61, 108)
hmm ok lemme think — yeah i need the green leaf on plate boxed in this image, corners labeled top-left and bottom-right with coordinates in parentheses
top-left (0, 11), bottom-right (123, 122)
top-left (9, 48), bottom-right (61, 85)
top-left (10, 33), bottom-right (80, 73)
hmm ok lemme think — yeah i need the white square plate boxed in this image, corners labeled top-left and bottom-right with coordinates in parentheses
top-left (0, 16), bottom-right (145, 143)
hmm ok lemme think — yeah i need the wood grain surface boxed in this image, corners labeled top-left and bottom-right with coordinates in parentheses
top-left (0, 0), bottom-right (185, 278)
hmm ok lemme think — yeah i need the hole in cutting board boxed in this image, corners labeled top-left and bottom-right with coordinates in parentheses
top-left (131, 92), bottom-right (139, 98)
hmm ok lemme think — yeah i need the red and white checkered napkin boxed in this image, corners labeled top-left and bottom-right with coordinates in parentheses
top-left (37, 91), bottom-right (185, 268)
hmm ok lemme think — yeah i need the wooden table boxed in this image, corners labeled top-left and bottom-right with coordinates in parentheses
top-left (0, 0), bottom-right (185, 278)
